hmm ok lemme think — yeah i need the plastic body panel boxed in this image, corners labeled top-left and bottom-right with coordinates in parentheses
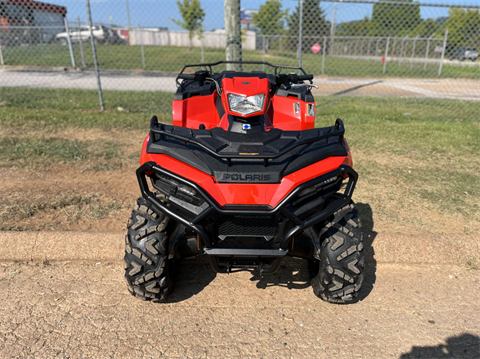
top-left (269, 94), bottom-right (315, 131)
top-left (221, 77), bottom-right (270, 118)
top-left (172, 75), bottom-right (315, 131)
top-left (140, 135), bottom-right (347, 207)
top-left (172, 93), bottom-right (221, 129)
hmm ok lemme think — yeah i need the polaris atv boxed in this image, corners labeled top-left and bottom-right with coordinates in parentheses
top-left (124, 61), bottom-right (364, 303)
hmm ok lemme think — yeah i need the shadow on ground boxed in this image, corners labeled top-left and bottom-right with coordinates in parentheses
top-left (166, 202), bottom-right (377, 303)
top-left (356, 202), bottom-right (377, 302)
top-left (166, 256), bottom-right (217, 303)
top-left (399, 333), bottom-right (480, 359)
top-left (249, 202), bottom-right (378, 301)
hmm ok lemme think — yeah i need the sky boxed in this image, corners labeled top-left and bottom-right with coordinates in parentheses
top-left (45, 0), bottom-right (479, 30)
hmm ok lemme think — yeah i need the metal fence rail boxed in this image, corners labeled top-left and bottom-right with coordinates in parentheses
top-left (0, 0), bottom-right (479, 112)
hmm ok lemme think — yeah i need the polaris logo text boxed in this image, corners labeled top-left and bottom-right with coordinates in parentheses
top-left (222, 173), bottom-right (271, 182)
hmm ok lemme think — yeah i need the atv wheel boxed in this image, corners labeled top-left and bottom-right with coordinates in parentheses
top-left (124, 198), bottom-right (176, 301)
top-left (310, 201), bottom-right (364, 303)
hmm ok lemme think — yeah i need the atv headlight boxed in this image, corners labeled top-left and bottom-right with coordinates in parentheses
top-left (228, 94), bottom-right (265, 115)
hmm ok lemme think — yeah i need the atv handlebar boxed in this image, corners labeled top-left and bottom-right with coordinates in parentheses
top-left (177, 73), bottom-right (196, 81)
top-left (296, 74), bottom-right (314, 82)
top-left (275, 73), bottom-right (313, 86)
top-left (177, 70), bottom-right (314, 90)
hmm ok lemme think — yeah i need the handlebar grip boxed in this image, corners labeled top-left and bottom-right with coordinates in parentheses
top-left (177, 73), bottom-right (196, 81)
top-left (297, 74), bottom-right (314, 81)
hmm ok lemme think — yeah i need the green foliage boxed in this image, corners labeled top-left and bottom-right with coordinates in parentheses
top-left (253, 0), bottom-right (288, 53)
top-left (253, 0), bottom-right (288, 36)
top-left (287, 0), bottom-right (329, 52)
top-left (369, 0), bottom-right (421, 36)
top-left (171, 0), bottom-right (205, 49)
top-left (336, 17), bottom-right (370, 37)
top-left (443, 8), bottom-right (480, 49)
top-left (409, 19), bottom-right (440, 38)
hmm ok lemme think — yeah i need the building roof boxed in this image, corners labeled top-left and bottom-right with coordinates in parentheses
top-left (5, 0), bottom-right (67, 15)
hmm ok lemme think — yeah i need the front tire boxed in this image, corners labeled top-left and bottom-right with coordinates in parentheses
top-left (310, 202), bottom-right (364, 303)
top-left (124, 198), bottom-right (176, 301)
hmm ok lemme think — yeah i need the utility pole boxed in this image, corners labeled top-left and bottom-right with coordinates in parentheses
top-left (126, 0), bottom-right (132, 45)
top-left (298, 0), bottom-right (303, 69)
top-left (224, 0), bottom-right (242, 71)
top-left (86, 0), bottom-right (104, 111)
top-left (330, 1), bottom-right (337, 37)
top-left (126, 0), bottom-right (131, 29)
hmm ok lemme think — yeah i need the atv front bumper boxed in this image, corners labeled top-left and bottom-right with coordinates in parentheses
top-left (137, 161), bottom-right (357, 273)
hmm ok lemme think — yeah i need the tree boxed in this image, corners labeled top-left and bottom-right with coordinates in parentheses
top-left (336, 17), bottom-right (370, 37)
top-left (443, 8), bottom-right (480, 50)
top-left (253, 0), bottom-right (288, 52)
top-left (171, 0), bottom-right (205, 50)
top-left (369, 0), bottom-right (421, 37)
top-left (287, 0), bottom-right (329, 52)
top-left (409, 19), bottom-right (439, 38)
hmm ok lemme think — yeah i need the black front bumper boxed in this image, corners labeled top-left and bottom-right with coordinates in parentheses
top-left (137, 161), bottom-right (357, 262)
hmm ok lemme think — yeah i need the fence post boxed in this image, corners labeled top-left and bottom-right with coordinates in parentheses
top-left (424, 34), bottom-right (433, 71)
top-left (200, 30), bottom-right (204, 63)
top-left (78, 17), bottom-right (86, 67)
top-left (64, 16), bottom-right (76, 70)
top-left (410, 36), bottom-right (418, 69)
top-left (438, 27), bottom-right (448, 77)
top-left (40, 27), bottom-right (46, 65)
top-left (298, 0), bottom-right (303, 70)
top-left (0, 45), bottom-right (4, 66)
top-left (139, 27), bottom-right (145, 69)
top-left (321, 36), bottom-right (326, 74)
top-left (383, 37), bottom-right (390, 75)
top-left (86, 0), bottom-right (104, 111)
top-left (262, 35), bottom-right (266, 71)
top-left (400, 36), bottom-right (408, 65)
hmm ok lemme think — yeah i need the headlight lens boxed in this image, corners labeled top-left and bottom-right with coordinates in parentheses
top-left (228, 93), bottom-right (265, 115)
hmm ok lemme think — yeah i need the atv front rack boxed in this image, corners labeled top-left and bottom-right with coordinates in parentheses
top-left (149, 116), bottom-right (345, 167)
top-left (137, 161), bottom-right (358, 273)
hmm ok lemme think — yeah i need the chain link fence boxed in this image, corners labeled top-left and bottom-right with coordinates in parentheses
top-left (0, 0), bottom-right (479, 113)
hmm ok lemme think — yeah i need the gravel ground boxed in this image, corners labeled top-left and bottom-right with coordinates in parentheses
top-left (0, 258), bottom-right (479, 358)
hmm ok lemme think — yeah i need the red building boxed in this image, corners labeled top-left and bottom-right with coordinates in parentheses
top-left (0, 0), bottom-right (67, 44)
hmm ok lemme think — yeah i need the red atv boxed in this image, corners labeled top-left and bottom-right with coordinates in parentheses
top-left (124, 61), bottom-right (364, 303)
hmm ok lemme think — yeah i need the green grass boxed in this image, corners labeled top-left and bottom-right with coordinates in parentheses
top-left (0, 137), bottom-right (121, 166)
top-left (3, 44), bottom-right (479, 79)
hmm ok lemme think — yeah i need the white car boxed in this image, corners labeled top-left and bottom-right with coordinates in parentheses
top-left (449, 46), bottom-right (479, 62)
top-left (55, 25), bottom-right (123, 45)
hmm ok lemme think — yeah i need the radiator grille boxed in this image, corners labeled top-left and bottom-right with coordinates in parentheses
top-left (216, 216), bottom-right (276, 237)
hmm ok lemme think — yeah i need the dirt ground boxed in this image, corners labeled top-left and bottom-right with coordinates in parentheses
top-left (0, 258), bottom-right (479, 359)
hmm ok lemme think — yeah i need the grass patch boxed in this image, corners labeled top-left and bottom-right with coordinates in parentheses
top-left (0, 137), bottom-right (122, 167)
top-left (3, 44), bottom-right (479, 79)
top-left (0, 88), bottom-right (173, 130)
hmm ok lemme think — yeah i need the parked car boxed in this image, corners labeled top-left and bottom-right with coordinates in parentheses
top-left (54, 25), bottom-right (125, 45)
top-left (449, 46), bottom-right (478, 62)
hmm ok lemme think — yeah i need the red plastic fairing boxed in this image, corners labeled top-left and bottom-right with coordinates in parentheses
top-left (221, 77), bottom-right (270, 118)
top-left (270, 94), bottom-right (315, 131)
top-left (140, 139), bottom-right (347, 207)
top-left (172, 93), bottom-right (220, 129)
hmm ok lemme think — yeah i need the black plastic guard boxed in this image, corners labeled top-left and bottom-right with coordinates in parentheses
top-left (136, 161), bottom-right (358, 253)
